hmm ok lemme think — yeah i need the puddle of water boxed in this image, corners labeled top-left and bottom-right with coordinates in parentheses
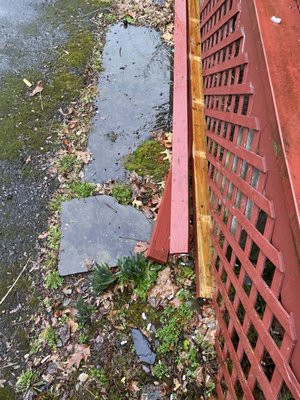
top-left (84, 23), bottom-right (171, 183)
top-left (131, 328), bottom-right (156, 365)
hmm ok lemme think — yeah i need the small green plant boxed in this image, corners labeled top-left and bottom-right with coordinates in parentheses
top-left (48, 226), bottom-right (61, 250)
top-left (123, 15), bottom-right (135, 24)
top-left (76, 297), bottom-right (96, 324)
top-left (68, 181), bottom-right (96, 198)
top-left (16, 370), bottom-right (38, 392)
top-left (106, 14), bottom-right (117, 23)
top-left (41, 327), bottom-right (58, 350)
top-left (156, 304), bottom-right (194, 354)
top-left (89, 368), bottom-right (108, 386)
top-left (91, 262), bottom-right (117, 294)
top-left (44, 251), bottom-right (57, 270)
top-left (44, 271), bottom-right (63, 289)
top-left (79, 332), bottom-right (89, 344)
top-left (117, 253), bottom-right (149, 283)
top-left (57, 154), bottom-right (82, 176)
top-left (111, 182), bottom-right (132, 205)
top-left (206, 382), bottom-right (216, 397)
top-left (30, 339), bottom-right (41, 355)
top-left (152, 362), bottom-right (169, 379)
top-left (176, 288), bottom-right (192, 301)
top-left (176, 265), bottom-right (196, 286)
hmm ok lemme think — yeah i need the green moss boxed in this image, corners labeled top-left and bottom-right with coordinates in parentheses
top-left (0, 386), bottom-right (15, 400)
top-left (111, 182), bottom-right (132, 205)
top-left (124, 140), bottom-right (169, 180)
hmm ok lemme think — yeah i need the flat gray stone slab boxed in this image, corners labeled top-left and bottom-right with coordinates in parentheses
top-left (84, 23), bottom-right (171, 183)
top-left (58, 195), bottom-right (152, 276)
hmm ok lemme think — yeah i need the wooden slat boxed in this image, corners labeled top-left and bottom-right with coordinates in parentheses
top-left (170, 0), bottom-right (190, 254)
top-left (146, 172), bottom-right (172, 264)
top-left (189, 0), bottom-right (214, 298)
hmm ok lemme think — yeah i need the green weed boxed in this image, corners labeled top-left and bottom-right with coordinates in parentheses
top-left (156, 303), bottom-right (194, 354)
top-left (111, 182), bottom-right (132, 205)
top-left (89, 368), bottom-right (108, 386)
top-left (152, 362), bottom-right (169, 379)
top-left (41, 327), bottom-right (58, 350)
top-left (76, 297), bottom-right (96, 324)
top-left (16, 370), bottom-right (38, 392)
top-left (44, 271), bottom-right (63, 290)
top-left (57, 154), bottom-right (82, 176)
top-left (48, 226), bottom-right (61, 250)
top-left (67, 181), bottom-right (96, 198)
top-left (91, 262), bottom-right (117, 294)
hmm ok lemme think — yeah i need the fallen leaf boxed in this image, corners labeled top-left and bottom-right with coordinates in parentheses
top-left (132, 199), bottom-right (143, 209)
top-left (66, 344), bottom-right (90, 369)
top-left (128, 380), bottom-right (140, 393)
top-left (134, 241), bottom-right (149, 254)
top-left (38, 231), bottom-right (48, 240)
top-left (30, 81), bottom-right (44, 97)
top-left (76, 150), bottom-right (91, 164)
top-left (148, 267), bottom-right (178, 306)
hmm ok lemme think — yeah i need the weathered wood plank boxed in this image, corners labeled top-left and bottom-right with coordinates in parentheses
top-left (170, 0), bottom-right (190, 254)
top-left (188, 0), bottom-right (214, 298)
top-left (146, 171), bottom-right (172, 264)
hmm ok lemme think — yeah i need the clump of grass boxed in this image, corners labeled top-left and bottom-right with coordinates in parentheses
top-left (67, 181), bottom-right (96, 198)
top-left (16, 370), bottom-right (38, 392)
top-left (49, 193), bottom-right (72, 212)
top-left (91, 262), bottom-right (118, 294)
top-left (152, 362), bottom-right (169, 379)
top-left (111, 182), bottom-right (132, 205)
top-left (91, 255), bottom-right (162, 299)
top-left (124, 140), bottom-right (169, 181)
top-left (76, 297), bottom-right (96, 324)
top-left (44, 271), bottom-right (63, 290)
top-left (57, 154), bottom-right (82, 176)
top-left (44, 251), bottom-right (57, 270)
top-left (40, 327), bottom-right (58, 350)
top-left (117, 253), bottom-right (149, 283)
top-left (48, 226), bottom-right (61, 250)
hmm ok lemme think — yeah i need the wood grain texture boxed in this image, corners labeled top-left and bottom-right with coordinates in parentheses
top-left (170, 0), bottom-right (190, 255)
top-left (146, 171), bottom-right (172, 264)
top-left (188, 0), bottom-right (214, 298)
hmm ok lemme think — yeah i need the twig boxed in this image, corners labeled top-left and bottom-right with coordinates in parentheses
top-left (0, 259), bottom-right (31, 306)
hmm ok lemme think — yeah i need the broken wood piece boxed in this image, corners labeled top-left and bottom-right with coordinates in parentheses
top-left (188, 0), bottom-right (214, 298)
top-left (147, 171), bottom-right (172, 264)
top-left (170, 0), bottom-right (190, 255)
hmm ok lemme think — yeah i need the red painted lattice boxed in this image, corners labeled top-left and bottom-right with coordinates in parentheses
top-left (200, 0), bottom-right (300, 398)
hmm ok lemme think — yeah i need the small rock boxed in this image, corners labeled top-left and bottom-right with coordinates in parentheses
top-left (78, 373), bottom-right (89, 383)
top-left (142, 365), bottom-right (151, 373)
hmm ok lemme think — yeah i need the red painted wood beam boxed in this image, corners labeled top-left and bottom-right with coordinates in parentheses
top-left (146, 171), bottom-right (172, 264)
top-left (170, 0), bottom-right (189, 254)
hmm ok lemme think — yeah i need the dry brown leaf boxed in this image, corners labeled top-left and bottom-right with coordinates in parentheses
top-left (148, 267), bottom-right (178, 306)
top-left (38, 231), bottom-right (48, 240)
top-left (76, 150), bottom-right (91, 164)
top-left (133, 241), bottom-right (149, 254)
top-left (128, 380), bottom-right (140, 393)
top-left (66, 344), bottom-right (90, 369)
top-left (30, 81), bottom-right (44, 97)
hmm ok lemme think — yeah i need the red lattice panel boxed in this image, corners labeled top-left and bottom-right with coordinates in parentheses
top-left (200, 0), bottom-right (300, 398)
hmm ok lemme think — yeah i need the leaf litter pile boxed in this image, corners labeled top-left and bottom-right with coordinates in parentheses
top-left (0, 0), bottom-right (218, 399)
